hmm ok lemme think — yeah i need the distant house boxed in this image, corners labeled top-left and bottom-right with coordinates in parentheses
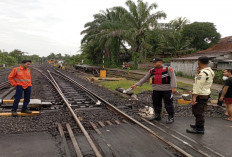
top-left (217, 60), bottom-right (232, 70)
top-left (171, 36), bottom-right (232, 76)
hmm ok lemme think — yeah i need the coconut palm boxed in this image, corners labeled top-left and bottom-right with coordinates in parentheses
top-left (157, 17), bottom-right (193, 57)
top-left (111, 0), bottom-right (166, 61)
top-left (169, 17), bottom-right (190, 31)
top-left (158, 31), bottom-right (193, 57)
top-left (81, 0), bottom-right (166, 67)
top-left (81, 8), bottom-right (128, 66)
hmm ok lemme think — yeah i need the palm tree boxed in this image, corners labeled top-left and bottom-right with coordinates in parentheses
top-left (157, 17), bottom-right (193, 57)
top-left (158, 31), bottom-right (193, 57)
top-left (81, 0), bottom-right (166, 67)
top-left (169, 17), bottom-right (190, 31)
top-left (81, 9), bottom-right (127, 66)
top-left (112, 0), bottom-right (166, 61)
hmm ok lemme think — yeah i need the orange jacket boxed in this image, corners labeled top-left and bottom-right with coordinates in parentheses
top-left (8, 66), bottom-right (32, 89)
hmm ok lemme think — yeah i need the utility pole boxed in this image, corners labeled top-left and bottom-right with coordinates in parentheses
top-left (102, 50), bottom-right (105, 69)
top-left (100, 50), bottom-right (106, 78)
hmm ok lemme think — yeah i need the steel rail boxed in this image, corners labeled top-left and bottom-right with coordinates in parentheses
top-left (33, 68), bottom-right (103, 157)
top-left (0, 72), bottom-right (10, 77)
top-left (53, 70), bottom-right (101, 105)
top-left (142, 118), bottom-right (215, 157)
top-left (37, 69), bottom-right (102, 157)
top-left (149, 118), bottom-right (225, 157)
top-left (54, 69), bottom-right (194, 157)
top-left (107, 68), bottom-right (224, 157)
top-left (0, 81), bottom-right (11, 89)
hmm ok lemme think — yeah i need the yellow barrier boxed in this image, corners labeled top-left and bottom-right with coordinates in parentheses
top-left (0, 111), bottom-right (40, 116)
top-left (100, 70), bottom-right (106, 78)
top-left (3, 99), bottom-right (24, 103)
top-left (177, 99), bottom-right (192, 105)
top-left (149, 78), bottom-right (152, 84)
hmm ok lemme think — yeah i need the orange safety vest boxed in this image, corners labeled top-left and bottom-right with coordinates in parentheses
top-left (8, 66), bottom-right (32, 89)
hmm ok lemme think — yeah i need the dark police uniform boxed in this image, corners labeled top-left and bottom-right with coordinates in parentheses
top-left (135, 65), bottom-right (177, 123)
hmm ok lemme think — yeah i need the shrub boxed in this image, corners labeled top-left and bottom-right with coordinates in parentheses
top-left (213, 70), bottom-right (224, 84)
top-left (175, 71), bottom-right (183, 77)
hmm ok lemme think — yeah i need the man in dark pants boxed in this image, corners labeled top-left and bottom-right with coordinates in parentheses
top-left (8, 60), bottom-right (32, 116)
top-left (131, 58), bottom-right (177, 123)
top-left (186, 56), bottom-right (214, 134)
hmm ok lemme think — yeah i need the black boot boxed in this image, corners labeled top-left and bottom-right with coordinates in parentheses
top-left (154, 113), bottom-right (161, 121)
top-left (190, 124), bottom-right (205, 131)
top-left (186, 126), bottom-right (204, 134)
top-left (21, 109), bottom-right (32, 114)
top-left (190, 124), bottom-right (196, 129)
top-left (166, 115), bottom-right (174, 124)
top-left (149, 113), bottom-right (161, 121)
top-left (11, 111), bottom-right (18, 117)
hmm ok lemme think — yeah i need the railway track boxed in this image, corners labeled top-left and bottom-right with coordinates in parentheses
top-left (0, 81), bottom-right (11, 90)
top-left (0, 68), bottom-right (13, 92)
top-left (0, 64), bottom-right (225, 156)
top-left (38, 66), bottom-right (225, 156)
top-left (106, 69), bottom-right (143, 81)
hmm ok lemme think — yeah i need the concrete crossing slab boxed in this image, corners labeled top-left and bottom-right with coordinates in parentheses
top-left (0, 132), bottom-right (60, 157)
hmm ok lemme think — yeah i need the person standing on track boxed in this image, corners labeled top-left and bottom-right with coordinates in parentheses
top-left (186, 56), bottom-right (214, 134)
top-left (131, 58), bottom-right (177, 124)
top-left (219, 69), bottom-right (232, 121)
top-left (8, 60), bottom-right (32, 117)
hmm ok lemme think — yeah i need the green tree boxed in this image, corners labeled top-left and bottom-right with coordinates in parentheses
top-left (28, 54), bottom-right (41, 63)
top-left (81, 0), bottom-right (166, 68)
top-left (46, 53), bottom-right (56, 60)
top-left (182, 22), bottom-right (221, 50)
top-left (9, 49), bottom-right (24, 63)
top-left (156, 17), bottom-right (193, 57)
top-left (169, 17), bottom-right (190, 31)
top-left (55, 53), bottom-right (62, 59)
top-left (81, 8), bottom-right (125, 66)
top-left (112, 0), bottom-right (166, 63)
top-left (4, 55), bottom-right (17, 66)
top-left (1, 49), bottom-right (42, 67)
top-left (158, 31), bottom-right (194, 57)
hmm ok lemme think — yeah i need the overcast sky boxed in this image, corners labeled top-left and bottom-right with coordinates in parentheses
top-left (0, 0), bottom-right (231, 57)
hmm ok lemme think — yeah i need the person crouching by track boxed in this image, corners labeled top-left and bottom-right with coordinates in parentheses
top-left (131, 58), bottom-right (177, 124)
top-left (8, 60), bottom-right (32, 117)
top-left (219, 69), bottom-right (232, 121)
top-left (186, 56), bottom-right (215, 134)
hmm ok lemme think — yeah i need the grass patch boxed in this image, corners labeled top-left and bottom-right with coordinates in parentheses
top-left (177, 82), bottom-right (193, 91)
top-left (100, 80), bottom-right (152, 94)
top-left (100, 79), bottom-right (219, 99)
top-left (177, 82), bottom-right (218, 99)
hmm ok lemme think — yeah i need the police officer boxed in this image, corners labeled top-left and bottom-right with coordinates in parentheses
top-left (186, 56), bottom-right (214, 134)
top-left (131, 58), bottom-right (177, 124)
top-left (8, 60), bottom-right (32, 117)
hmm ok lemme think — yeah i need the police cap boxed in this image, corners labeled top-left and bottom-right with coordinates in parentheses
top-left (152, 58), bottom-right (163, 62)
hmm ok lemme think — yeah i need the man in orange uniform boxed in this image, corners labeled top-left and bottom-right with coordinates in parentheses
top-left (8, 60), bottom-right (32, 116)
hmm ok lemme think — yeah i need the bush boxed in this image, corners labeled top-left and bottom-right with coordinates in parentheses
top-left (213, 70), bottom-right (224, 84)
top-left (175, 71), bottom-right (194, 79)
top-left (162, 58), bottom-right (172, 63)
top-left (176, 70), bottom-right (224, 85)
top-left (175, 71), bottom-right (183, 77)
